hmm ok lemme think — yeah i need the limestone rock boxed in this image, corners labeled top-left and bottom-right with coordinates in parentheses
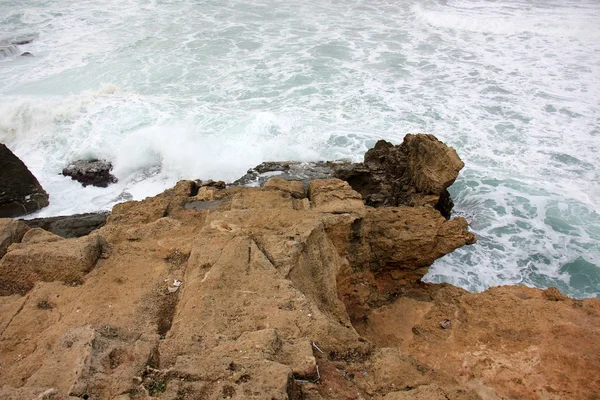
top-left (0, 138), bottom-right (597, 400)
top-left (233, 134), bottom-right (465, 218)
top-left (358, 207), bottom-right (476, 274)
top-left (351, 134), bottom-right (463, 217)
top-left (0, 144), bottom-right (49, 218)
top-left (264, 177), bottom-right (306, 198)
top-left (0, 234), bottom-right (106, 295)
top-left (20, 227), bottom-right (63, 244)
top-left (308, 179), bottom-right (363, 214)
top-left (0, 218), bottom-right (30, 258)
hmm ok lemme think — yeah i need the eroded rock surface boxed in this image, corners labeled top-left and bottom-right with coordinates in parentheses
top-left (0, 144), bottom-right (49, 218)
top-left (233, 134), bottom-right (463, 218)
top-left (0, 137), bottom-right (597, 400)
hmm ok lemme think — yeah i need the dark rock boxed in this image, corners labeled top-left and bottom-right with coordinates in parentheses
top-left (232, 134), bottom-right (464, 218)
top-left (62, 159), bottom-right (118, 187)
top-left (21, 212), bottom-right (108, 238)
top-left (20, 52), bottom-right (33, 57)
top-left (12, 39), bottom-right (33, 46)
top-left (0, 143), bottom-right (50, 218)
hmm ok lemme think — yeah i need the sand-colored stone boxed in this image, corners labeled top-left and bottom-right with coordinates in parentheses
top-left (0, 234), bottom-right (106, 294)
top-left (0, 175), bottom-right (597, 400)
top-left (264, 177), bottom-right (306, 199)
top-left (20, 227), bottom-right (63, 244)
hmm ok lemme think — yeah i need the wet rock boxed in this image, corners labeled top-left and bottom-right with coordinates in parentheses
top-left (0, 144), bottom-right (50, 218)
top-left (20, 52), bottom-right (33, 57)
top-left (232, 161), bottom-right (335, 187)
top-left (21, 212), bottom-right (108, 238)
top-left (62, 159), bottom-right (118, 187)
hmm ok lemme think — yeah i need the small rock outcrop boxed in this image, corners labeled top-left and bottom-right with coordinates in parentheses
top-left (234, 134), bottom-right (463, 218)
top-left (0, 144), bottom-right (50, 218)
top-left (337, 134), bottom-right (463, 217)
top-left (62, 159), bottom-right (118, 187)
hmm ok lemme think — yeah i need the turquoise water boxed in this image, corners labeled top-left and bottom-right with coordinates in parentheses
top-left (1, 0), bottom-right (599, 298)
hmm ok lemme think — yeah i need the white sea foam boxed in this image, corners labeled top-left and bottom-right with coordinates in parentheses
top-left (1, 0), bottom-right (599, 297)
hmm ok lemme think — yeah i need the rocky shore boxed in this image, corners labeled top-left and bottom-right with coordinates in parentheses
top-left (0, 135), bottom-right (598, 399)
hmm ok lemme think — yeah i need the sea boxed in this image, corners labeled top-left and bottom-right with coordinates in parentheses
top-left (1, 0), bottom-right (599, 298)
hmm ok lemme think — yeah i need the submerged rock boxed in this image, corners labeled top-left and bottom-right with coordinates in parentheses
top-left (62, 159), bottom-right (118, 187)
top-left (0, 143), bottom-right (50, 218)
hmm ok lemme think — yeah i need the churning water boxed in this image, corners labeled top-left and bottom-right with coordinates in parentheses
top-left (1, 0), bottom-right (599, 298)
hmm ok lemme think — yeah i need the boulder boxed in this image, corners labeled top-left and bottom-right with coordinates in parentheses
top-left (0, 234), bottom-right (106, 295)
top-left (264, 177), bottom-right (305, 199)
top-left (0, 144), bottom-right (49, 218)
top-left (62, 159), bottom-right (118, 187)
top-left (308, 178), bottom-right (364, 214)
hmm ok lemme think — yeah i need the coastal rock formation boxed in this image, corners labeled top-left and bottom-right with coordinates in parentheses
top-left (62, 159), bottom-right (118, 187)
top-left (0, 144), bottom-right (50, 218)
top-left (234, 134), bottom-right (462, 218)
top-left (0, 136), bottom-right (598, 399)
